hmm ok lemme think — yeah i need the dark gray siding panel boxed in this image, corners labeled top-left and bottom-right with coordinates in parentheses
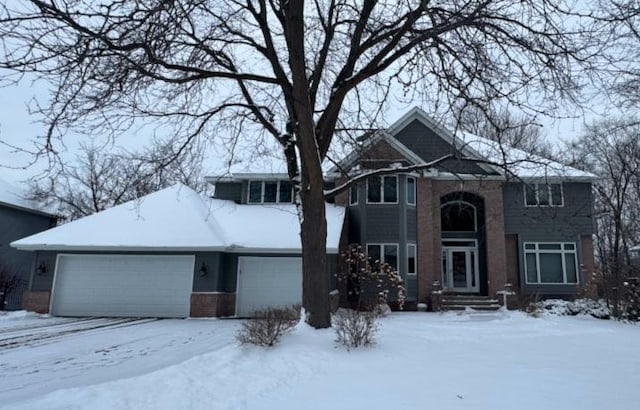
top-left (192, 253), bottom-right (223, 292)
top-left (503, 182), bottom-right (595, 236)
top-left (213, 182), bottom-right (243, 203)
top-left (364, 206), bottom-right (401, 242)
top-left (406, 208), bottom-right (417, 241)
top-left (0, 206), bottom-right (55, 309)
top-left (393, 119), bottom-right (490, 174)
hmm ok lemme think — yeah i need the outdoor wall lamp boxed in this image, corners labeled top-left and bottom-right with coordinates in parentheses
top-left (199, 262), bottom-right (208, 277)
top-left (36, 262), bottom-right (47, 275)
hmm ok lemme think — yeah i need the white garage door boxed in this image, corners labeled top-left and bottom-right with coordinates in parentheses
top-left (52, 254), bottom-right (194, 318)
top-left (236, 257), bottom-right (302, 317)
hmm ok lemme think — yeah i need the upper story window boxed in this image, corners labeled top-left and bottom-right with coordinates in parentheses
top-left (525, 183), bottom-right (563, 207)
top-left (407, 177), bottom-right (416, 205)
top-left (349, 184), bottom-right (358, 205)
top-left (441, 201), bottom-right (476, 232)
top-left (248, 180), bottom-right (294, 204)
top-left (367, 175), bottom-right (397, 203)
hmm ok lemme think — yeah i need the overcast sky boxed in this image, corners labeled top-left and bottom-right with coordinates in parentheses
top-left (0, 74), bottom-right (603, 186)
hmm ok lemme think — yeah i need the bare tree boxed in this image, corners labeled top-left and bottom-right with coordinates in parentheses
top-left (566, 118), bottom-right (640, 317)
top-left (0, 266), bottom-right (20, 311)
top-left (453, 104), bottom-right (554, 158)
top-left (30, 140), bottom-right (208, 221)
top-left (0, 1), bottom-right (602, 328)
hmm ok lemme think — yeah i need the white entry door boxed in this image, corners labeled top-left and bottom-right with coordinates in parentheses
top-left (441, 241), bottom-right (479, 292)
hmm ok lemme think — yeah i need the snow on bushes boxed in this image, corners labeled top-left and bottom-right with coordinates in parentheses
top-left (529, 299), bottom-right (610, 319)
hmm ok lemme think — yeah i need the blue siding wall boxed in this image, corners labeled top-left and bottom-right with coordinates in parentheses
top-left (0, 206), bottom-right (55, 309)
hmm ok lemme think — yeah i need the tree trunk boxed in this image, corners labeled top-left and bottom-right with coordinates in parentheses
top-left (299, 165), bottom-right (331, 328)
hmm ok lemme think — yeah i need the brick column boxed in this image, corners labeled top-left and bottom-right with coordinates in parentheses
top-left (483, 182), bottom-right (508, 296)
top-left (417, 178), bottom-right (436, 303)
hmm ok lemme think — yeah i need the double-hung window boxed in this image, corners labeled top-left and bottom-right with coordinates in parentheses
top-left (524, 242), bottom-right (578, 284)
top-left (366, 243), bottom-right (398, 271)
top-left (367, 176), bottom-right (397, 203)
top-left (525, 183), bottom-right (563, 207)
top-left (248, 180), bottom-right (294, 204)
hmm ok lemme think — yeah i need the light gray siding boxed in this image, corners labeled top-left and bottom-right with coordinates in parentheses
top-left (0, 205), bottom-right (56, 309)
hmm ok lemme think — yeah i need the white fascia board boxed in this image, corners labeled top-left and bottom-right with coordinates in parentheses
top-left (205, 173), bottom-right (290, 183)
top-left (516, 175), bottom-right (598, 183)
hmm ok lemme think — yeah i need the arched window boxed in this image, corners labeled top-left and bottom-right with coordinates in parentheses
top-left (441, 201), bottom-right (476, 232)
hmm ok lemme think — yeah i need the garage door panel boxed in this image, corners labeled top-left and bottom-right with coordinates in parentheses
top-left (52, 255), bottom-right (194, 318)
top-left (236, 257), bottom-right (302, 317)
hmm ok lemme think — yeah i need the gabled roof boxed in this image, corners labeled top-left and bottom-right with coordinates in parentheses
top-left (11, 184), bottom-right (346, 253)
top-left (333, 107), bottom-right (597, 181)
top-left (0, 177), bottom-right (56, 217)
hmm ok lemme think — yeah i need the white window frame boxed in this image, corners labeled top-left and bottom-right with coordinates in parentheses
top-left (349, 184), bottom-right (358, 206)
top-left (366, 243), bottom-right (399, 271)
top-left (407, 244), bottom-right (417, 276)
top-left (247, 180), bottom-right (294, 204)
top-left (406, 177), bottom-right (416, 206)
top-left (523, 242), bottom-right (578, 285)
top-left (440, 200), bottom-right (477, 232)
top-left (366, 175), bottom-right (398, 204)
top-left (524, 183), bottom-right (564, 207)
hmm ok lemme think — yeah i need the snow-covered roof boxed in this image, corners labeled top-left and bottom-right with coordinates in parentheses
top-left (0, 177), bottom-right (55, 217)
top-left (11, 184), bottom-right (346, 253)
top-left (457, 131), bottom-right (596, 181)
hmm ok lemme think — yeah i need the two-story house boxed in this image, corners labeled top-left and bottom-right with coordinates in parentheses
top-left (11, 108), bottom-right (596, 317)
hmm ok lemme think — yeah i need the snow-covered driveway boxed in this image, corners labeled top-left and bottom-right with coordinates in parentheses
top-left (1, 310), bottom-right (639, 409)
top-left (0, 313), bottom-right (237, 406)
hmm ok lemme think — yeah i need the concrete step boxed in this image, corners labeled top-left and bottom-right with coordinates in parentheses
top-left (439, 294), bottom-right (501, 312)
top-left (442, 304), bottom-right (501, 311)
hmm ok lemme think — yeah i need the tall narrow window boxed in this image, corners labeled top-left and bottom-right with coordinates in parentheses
top-left (248, 181), bottom-right (262, 203)
top-left (367, 176), bottom-right (382, 203)
top-left (350, 184), bottom-right (358, 205)
top-left (407, 177), bottom-right (416, 205)
top-left (279, 180), bottom-right (293, 203)
top-left (263, 181), bottom-right (278, 203)
top-left (407, 244), bottom-right (417, 275)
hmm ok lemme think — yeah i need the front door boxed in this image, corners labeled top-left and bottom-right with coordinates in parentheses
top-left (441, 241), bottom-right (479, 292)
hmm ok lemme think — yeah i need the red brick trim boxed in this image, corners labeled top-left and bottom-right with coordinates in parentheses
top-left (22, 291), bottom-right (51, 314)
top-left (190, 292), bottom-right (236, 317)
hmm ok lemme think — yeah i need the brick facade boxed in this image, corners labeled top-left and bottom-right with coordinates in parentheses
top-left (22, 290), bottom-right (50, 314)
top-left (417, 179), bottom-right (508, 304)
top-left (190, 292), bottom-right (236, 317)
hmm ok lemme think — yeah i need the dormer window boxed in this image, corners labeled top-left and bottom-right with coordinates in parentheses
top-left (525, 183), bottom-right (563, 207)
top-left (248, 180), bottom-right (294, 204)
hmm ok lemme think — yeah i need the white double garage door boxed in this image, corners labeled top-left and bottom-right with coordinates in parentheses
top-left (51, 255), bottom-right (302, 318)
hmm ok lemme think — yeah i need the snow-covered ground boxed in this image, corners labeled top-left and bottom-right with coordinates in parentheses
top-left (1, 310), bottom-right (639, 409)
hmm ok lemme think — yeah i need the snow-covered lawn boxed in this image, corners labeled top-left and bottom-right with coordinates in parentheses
top-left (1, 310), bottom-right (639, 409)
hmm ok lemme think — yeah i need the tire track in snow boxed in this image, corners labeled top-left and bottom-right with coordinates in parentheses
top-left (0, 318), bottom-right (160, 351)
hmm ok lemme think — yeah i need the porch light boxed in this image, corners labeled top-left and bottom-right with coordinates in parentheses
top-left (36, 262), bottom-right (47, 275)
top-left (199, 262), bottom-right (208, 277)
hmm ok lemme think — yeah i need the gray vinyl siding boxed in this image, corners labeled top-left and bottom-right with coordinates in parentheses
top-left (0, 205), bottom-right (56, 309)
top-left (347, 176), bottom-right (418, 300)
top-left (393, 119), bottom-right (491, 175)
top-left (213, 182), bottom-right (243, 203)
top-left (502, 182), bottom-right (595, 295)
top-left (502, 182), bottom-right (595, 236)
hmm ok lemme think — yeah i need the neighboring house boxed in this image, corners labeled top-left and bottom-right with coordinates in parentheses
top-left (0, 178), bottom-right (57, 310)
top-left (11, 107), bottom-right (596, 318)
